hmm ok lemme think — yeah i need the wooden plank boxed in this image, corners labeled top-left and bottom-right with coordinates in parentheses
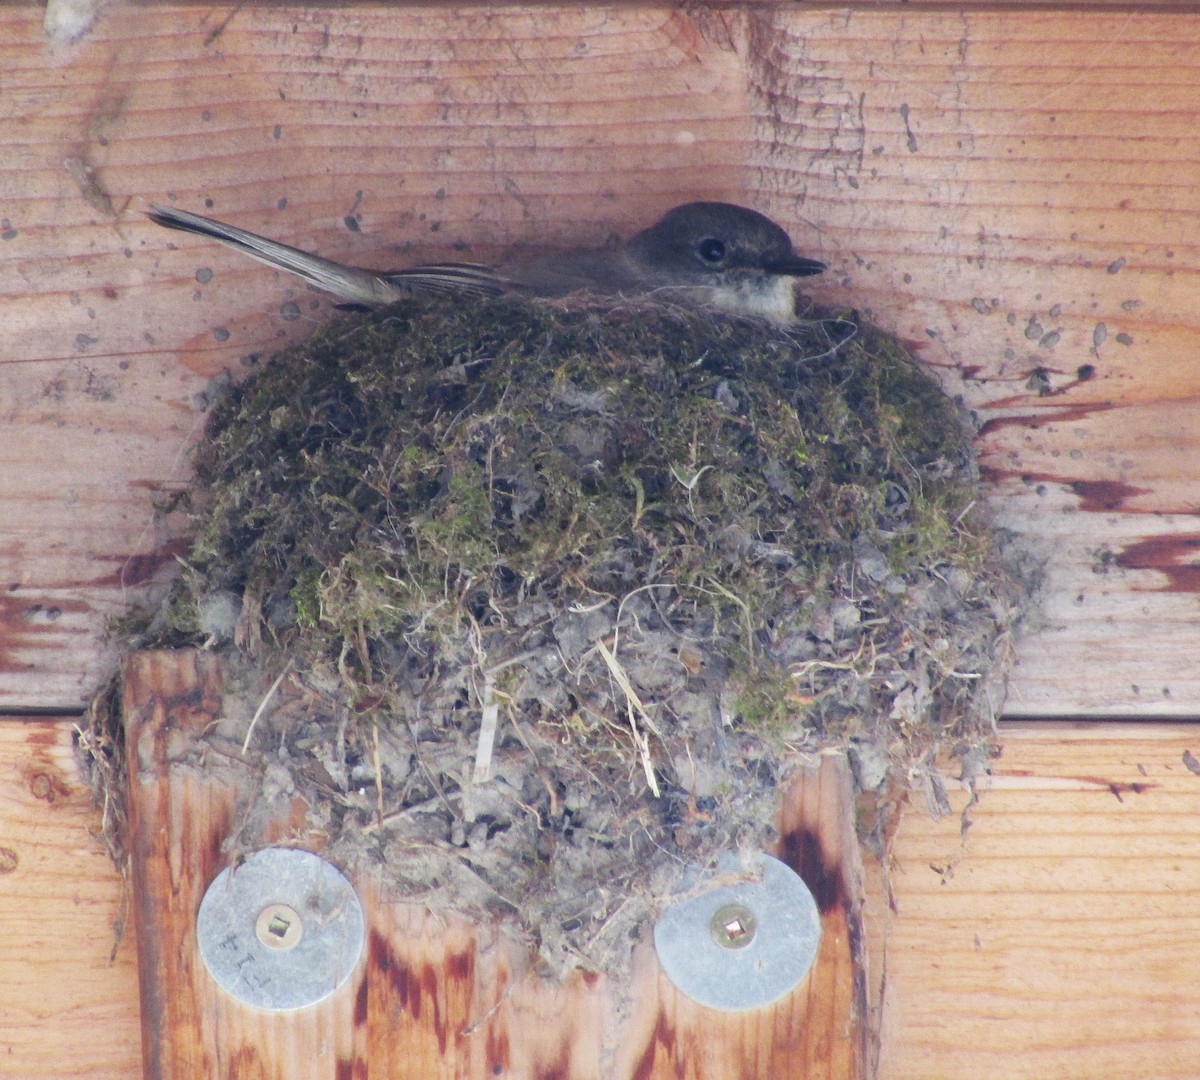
top-left (5, 4), bottom-right (1200, 714)
top-left (874, 723), bottom-right (1200, 1080)
top-left (625, 758), bottom-right (869, 1080)
top-left (739, 8), bottom-right (1200, 715)
top-left (1, 2), bottom-right (755, 709)
top-left (122, 650), bottom-right (864, 1079)
top-left (123, 650), bottom-right (370, 1078)
top-left (8, 711), bottom-right (1200, 1077)
top-left (0, 719), bottom-right (141, 1078)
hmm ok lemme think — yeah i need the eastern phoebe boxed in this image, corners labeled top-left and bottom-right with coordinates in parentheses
top-left (147, 201), bottom-right (826, 323)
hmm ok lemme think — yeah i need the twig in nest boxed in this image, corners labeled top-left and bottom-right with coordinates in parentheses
top-left (242, 661), bottom-right (292, 753)
top-left (698, 577), bottom-right (755, 669)
top-left (472, 676), bottom-right (499, 784)
top-left (372, 717), bottom-right (384, 828)
top-left (612, 583), bottom-right (673, 654)
top-left (595, 639), bottom-right (660, 797)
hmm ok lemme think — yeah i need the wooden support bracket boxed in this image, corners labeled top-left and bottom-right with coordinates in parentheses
top-left (123, 649), bottom-right (869, 1078)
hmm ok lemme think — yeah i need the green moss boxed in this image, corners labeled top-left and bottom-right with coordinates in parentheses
top-left (158, 293), bottom-right (1012, 757)
top-left (115, 291), bottom-right (1030, 975)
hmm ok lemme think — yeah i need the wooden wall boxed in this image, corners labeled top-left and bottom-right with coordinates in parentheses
top-left (11, 715), bottom-right (1200, 1078)
top-left (5, 3), bottom-right (1200, 1077)
top-left (5, 2), bottom-right (1200, 715)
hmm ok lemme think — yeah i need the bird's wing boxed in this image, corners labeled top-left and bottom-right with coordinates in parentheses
top-left (381, 263), bottom-right (511, 298)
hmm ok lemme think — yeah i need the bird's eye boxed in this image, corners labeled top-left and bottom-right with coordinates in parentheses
top-left (698, 238), bottom-right (727, 263)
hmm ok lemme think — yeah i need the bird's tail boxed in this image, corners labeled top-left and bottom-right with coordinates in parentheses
top-left (147, 205), bottom-right (406, 307)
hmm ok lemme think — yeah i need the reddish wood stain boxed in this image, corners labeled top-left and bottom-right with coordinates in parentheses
top-left (1116, 533), bottom-right (1200, 593)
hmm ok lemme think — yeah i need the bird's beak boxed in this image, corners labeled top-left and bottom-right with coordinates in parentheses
top-left (763, 254), bottom-right (827, 277)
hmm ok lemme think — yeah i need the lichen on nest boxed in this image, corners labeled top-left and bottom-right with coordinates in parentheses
top-left (106, 291), bottom-right (1027, 978)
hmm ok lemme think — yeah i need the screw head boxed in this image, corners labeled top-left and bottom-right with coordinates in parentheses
top-left (710, 903), bottom-right (757, 949)
top-left (256, 902), bottom-right (303, 951)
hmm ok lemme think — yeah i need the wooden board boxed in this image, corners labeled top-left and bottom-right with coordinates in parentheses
top-left (3, 6), bottom-right (1200, 715)
top-left (8, 716), bottom-right (1200, 1077)
top-left (0, 719), bottom-right (141, 1078)
top-left (876, 724), bottom-right (1200, 1079)
top-left (122, 650), bottom-right (864, 1079)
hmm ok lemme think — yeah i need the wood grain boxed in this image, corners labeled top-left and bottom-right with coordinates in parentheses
top-left (624, 758), bottom-right (868, 1080)
top-left (4, 5), bottom-right (1200, 715)
top-left (121, 650), bottom-right (865, 1079)
top-left (123, 650), bottom-right (371, 1079)
top-left (740, 8), bottom-right (1200, 715)
top-left (874, 723), bottom-right (1200, 1080)
top-left (8, 712), bottom-right (1200, 1077)
top-left (0, 719), bottom-right (141, 1078)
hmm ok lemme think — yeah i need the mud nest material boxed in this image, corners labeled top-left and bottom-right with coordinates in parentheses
top-left (109, 292), bottom-right (1027, 978)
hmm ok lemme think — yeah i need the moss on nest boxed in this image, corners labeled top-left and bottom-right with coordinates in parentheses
top-left (113, 292), bottom-right (1026, 977)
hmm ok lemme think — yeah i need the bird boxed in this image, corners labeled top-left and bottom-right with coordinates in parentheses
top-left (147, 201), bottom-right (826, 324)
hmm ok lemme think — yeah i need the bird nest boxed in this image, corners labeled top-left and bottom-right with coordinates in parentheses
top-left (87, 291), bottom-right (1030, 979)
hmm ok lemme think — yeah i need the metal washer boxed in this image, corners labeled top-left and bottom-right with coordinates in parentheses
top-left (196, 847), bottom-right (365, 1012)
top-left (653, 853), bottom-right (822, 1012)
